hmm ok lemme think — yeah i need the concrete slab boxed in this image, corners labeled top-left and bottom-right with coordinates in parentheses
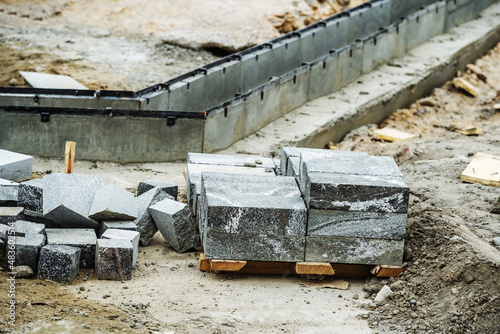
top-left (0, 178), bottom-right (18, 206)
top-left (38, 244), bottom-right (80, 284)
top-left (19, 71), bottom-right (88, 90)
top-left (46, 228), bottom-right (97, 269)
top-left (101, 229), bottom-right (140, 267)
top-left (95, 239), bottom-right (133, 281)
top-left (0, 149), bottom-right (33, 182)
top-left (89, 183), bottom-right (137, 221)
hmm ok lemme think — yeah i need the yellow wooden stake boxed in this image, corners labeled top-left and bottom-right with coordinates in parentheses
top-left (64, 141), bottom-right (76, 174)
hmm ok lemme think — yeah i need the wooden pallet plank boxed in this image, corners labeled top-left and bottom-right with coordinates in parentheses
top-left (371, 265), bottom-right (405, 277)
top-left (211, 259), bottom-right (247, 272)
top-left (295, 262), bottom-right (335, 275)
top-left (199, 253), bottom-right (211, 272)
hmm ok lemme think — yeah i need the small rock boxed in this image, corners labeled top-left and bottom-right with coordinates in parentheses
top-left (374, 285), bottom-right (393, 304)
top-left (352, 294), bottom-right (359, 300)
top-left (451, 288), bottom-right (458, 294)
top-left (359, 91), bottom-right (369, 95)
top-left (493, 237), bottom-right (500, 246)
top-left (13, 266), bottom-right (34, 278)
top-left (244, 162), bottom-right (257, 168)
top-left (450, 235), bottom-right (463, 243)
top-left (8, 78), bottom-right (17, 86)
top-left (145, 261), bottom-right (151, 267)
top-left (79, 286), bottom-right (85, 292)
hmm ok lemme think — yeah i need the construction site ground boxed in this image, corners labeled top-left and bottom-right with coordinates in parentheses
top-left (1, 1), bottom-right (500, 333)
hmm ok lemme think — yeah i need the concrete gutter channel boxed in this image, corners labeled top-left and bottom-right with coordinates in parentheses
top-left (0, 0), bottom-right (499, 162)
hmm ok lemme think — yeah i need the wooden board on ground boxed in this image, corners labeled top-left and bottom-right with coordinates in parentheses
top-left (453, 77), bottom-right (478, 97)
top-left (374, 128), bottom-right (417, 142)
top-left (19, 71), bottom-right (89, 90)
top-left (461, 152), bottom-right (500, 187)
top-left (295, 262), bottom-right (335, 276)
top-left (299, 278), bottom-right (350, 290)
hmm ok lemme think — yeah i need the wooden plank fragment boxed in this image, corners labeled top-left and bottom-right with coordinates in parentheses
top-left (453, 77), bottom-right (478, 97)
top-left (299, 278), bottom-right (349, 290)
top-left (371, 265), bottom-right (405, 277)
top-left (64, 141), bottom-right (76, 174)
top-left (295, 262), bottom-right (335, 276)
top-left (211, 259), bottom-right (247, 272)
top-left (461, 152), bottom-right (500, 187)
top-left (374, 128), bottom-right (417, 142)
top-left (199, 253), bottom-right (212, 272)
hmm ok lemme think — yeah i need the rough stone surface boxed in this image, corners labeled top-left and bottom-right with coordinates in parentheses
top-left (149, 198), bottom-right (200, 253)
top-left (0, 149), bottom-right (33, 182)
top-left (22, 210), bottom-right (61, 228)
top-left (204, 231), bottom-right (305, 262)
top-left (304, 173), bottom-right (410, 213)
top-left (286, 156), bottom-right (301, 178)
top-left (46, 228), bottom-right (97, 269)
top-left (18, 178), bottom-right (43, 212)
top-left (493, 237), bottom-right (500, 246)
top-left (95, 238), bottom-right (133, 281)
top-left (305, 236), bottom-right (404, 265)
top-left (374, 285), bottom-right (394, 304)
top-left (307, 210), bottom-right (407, 240)
top-left (14, 220), bottom-right (45, 236)
top-left (491, 196), bottom-right (500, 214)
top-left (187, 153), bottom-right (275, 172)
top-left (101, 229), bottom-right (140, 267)
top-left (0, 207), bottom-right (24, 225)
top-left (12, 234), bottom-right (46, 272)
top-left (43, 173), bottom-right (106, 229)
top-left (99, 221), bottom-right (138, 236)
top-left (12, 265), bottom-right (34, 278)
top-left (0, 178), bottom-right (19, 206)
top-left (137, 180), bottom-right (179, 199)
top-left (134, 188), bottom-right (173, 246)
top-left (37, 244), bottom-right (80, 284)
top-left (89, 183), bottom-right (137, 220)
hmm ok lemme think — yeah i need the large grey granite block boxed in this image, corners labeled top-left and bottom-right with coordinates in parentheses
top-left (89, 183), bottom-right (137, 221)
top-left (18, 179), bottom-right (43, 212)
top-left (0, 207), bottom-right (24, 225)
top-left (304, 173), bottom-right (409, 213)
top-left (101, 229), bottom-right (140, 267)
top-left (22, 210), bottom-right (61, 228)
top-left (137, 180), bottom-right (178, 199)
top-left (12, 234), bottom-right (46, 272)
top-left (149, 198), bottom-right (200, 253)
top-left (14, 220), bottom-right (45, 237)
top-left (305, 236), bottom-right (404, 265)
top-left (204, 230), bottom-right (305, 262)
top-left (37, 244), bottom-right (80, 284)
top-left (0, 149), bottom-right (33, 182)
top-left (95, 239), bottom-right (133, 281)
top-left (99, 220), bottom-right (138, 236)
top-left (134, 188), bottom-right (173, 246)
top-left (187, 153), bottom-right (275, 172)
top-left (0, 178), bottom-right (19, 206)
top-left (308, 210), bottom-right (407, 240)
top-left (43, 173), bottom-right (105, 229)
top-left (46, 228), bottom-right (97, 269)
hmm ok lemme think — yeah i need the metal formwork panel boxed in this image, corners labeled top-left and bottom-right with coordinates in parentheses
top-left (270, 35), bottom-right (302, 78)
top-left (308, 52), bottom-right (340, 101)
top-left (351, 1), bottom-right (392, 43)
top-left (362, 30), bottom-right (394, 74)
top-left (476, 0), bottom-right (492, 12)
top-left (324, 14), bottom-right (350, 51)
top-left (139, 89), bottom-right (169, 110)
top-left (277, 66), bottom-right (311, 117)
top-left (335, 43), bottom-right (364, 88)
top-left (390, 0), bottom-right (423, 23)
top-left (348, 5), bottom-right (372, 44)
top-left (241, 47), bottom-right (273, 93)
top-left (445, 0), bottom-right (477, 31)
top-left (300, 25), bottom-right (329, 64)
top-left (167, 81), bottom-right (190, 111)
top-left (0, 94), bottom-right (141, 110)
top-left (404, 3), bottom-right (445, 52)
top-left (242, 80), bottom-right (282, 136)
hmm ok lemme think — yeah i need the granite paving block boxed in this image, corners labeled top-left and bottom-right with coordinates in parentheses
top-left (304, 173), bottom-right (410, 213)
top-left (286, 157), bottom-right (301, 179)
top-left (305, 236), bottom-right (404, 265)
top-left (273, 159), bottom-right (281, 176)
top-left (46, 228), bottom-right (97, 269)
top-left (134, 188), bottom-right (173, 246)
top-left (37, 244), bottom-right (80, 284)
top-left (12, 234), bottom-right (46, 272)
top-left (280, 147), bottom-right (302, 176)
top-left (95, 239), bottom-right (133, 281)
top-left (188, 153), bottom-right (275, 172)
top-left (0, 207), bottom-right (24, 225)
top-left (18, 179), bottom-right (43, 212)
top-left (99, 221), bottom-right (138, 236)
top-left (204, 230), bottom-right (305, 262)
top-left (308, 210), bottom-right (407, 240)
top-left (0, 149), bottom-right (33, 182)
top-left (14, 220), bottom-right (45, 236)
top-left (149, 198), bottom-right (200, 253)
top-left (89, 183), bottom-right (137, 221)
top-left (202, 193), bottom-right (307, 236)
top-left (101, 229), bottom-right (140, 267)
top-left (43, 173), bottom-right (106, 229)
top-left (22, 210), bottom-right (61, 228)
top-left (137, 180), bottom-right (178, 199)
top-left (0, 178), bottom-right (19, 206)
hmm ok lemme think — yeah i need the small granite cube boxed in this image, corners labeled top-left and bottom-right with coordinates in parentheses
top-left (0, 207), bottom-right (24, 225)
top-left (43, 173), bottom-right (105, 229)
top-left (46, 228), bottom-right (97, 269)
top-left (12, 234), bottom-right (46, 272)
top-left (137, 180), bottom-right (178, 199)
top-left (101, 229), bottom-right (140, 267)
top-left (99, 221), bottom-right (138, 236)
top-left (0, 178), bottom-right (19, 206)
top-left (0, 149), bottom-right (33, 182)
top-left (37, 244), bottom-right (80, 284)
top-left (149, 198), bottom-right (200, 253)
top-left (89, 183), bottom-right (137, 221)
top-left (95, 239), bottom-right (133, 281)
top-left (134, 188), bottom-right (173, 246)
top-left (18, 179), bottom-right (43, 212)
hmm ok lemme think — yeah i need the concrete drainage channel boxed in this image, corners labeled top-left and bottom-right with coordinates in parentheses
top-left (0, 0), bottom-right (499, 162)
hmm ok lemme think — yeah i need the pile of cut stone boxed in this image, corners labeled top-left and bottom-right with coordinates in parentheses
top-left (0, 149), bottom-right (197, 284)
top-left (189, 148), bottom-right (409, 266)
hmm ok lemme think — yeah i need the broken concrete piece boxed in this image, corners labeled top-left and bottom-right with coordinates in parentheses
top-left (18, 179), bottom-right (43, 212)
top-left (204, 230), bottom-right (306, 262)
top-left (461, 152), bottom-right (500, 187)
top-left (101, 229), bottom-right (140, 267)
top-left (187, 153), bottom-right (275, 172)
top-left (374, 285), bottom-right (394, 304)
top-left (95, 239), bottom-right (133, 281)
top-left (89, 183), bottom-right (137, 221)
top-left (149, 198), bottom-right (200, 253)
top-left (43, 173), bottom-right (105, 229)
top-left (12, 234), bottom-right (46, 272)
top-left (37, 244), bottom-right (81, 284)
top-left (12, 265), bottom-right (34, 278)
top-left (374, 128), bottom-right (417, 142)
top-left (134, 188), bottom-right (173, 246)
top-left (46, 228), bottom-right (97, 269)
top-left (308, 210), bottom-right (407, 240)
top-left (137, 180), bottom-right (179, 199)
top-left (0, 149), bottom-right (34, 182)
top-left (0, 207), bottom-right (24, 225)
top-left (0, 178), bottom-right (19, 206)
top-left (305, 236), bottom-right (404, 265)
top-left (99, 221), bottom-right (138, 236)
top-left (19, 71), bottom-right (89, 90)
top-left (304, 173), bottom-right (409, 213)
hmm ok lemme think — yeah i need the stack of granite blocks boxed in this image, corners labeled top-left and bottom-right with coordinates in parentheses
top-left (299, 149), bottom-right (409, 266)
top-left (199, 172), bottom-right (307, 262)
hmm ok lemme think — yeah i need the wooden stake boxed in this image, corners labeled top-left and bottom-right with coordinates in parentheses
top-left (64, 141), bottom-right (76, 174)
top-left (295, 262), bottom-right (335, 276)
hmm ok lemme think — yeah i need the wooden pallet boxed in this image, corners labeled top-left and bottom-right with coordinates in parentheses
top-left (199, 254), bottom-right (405, 278)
